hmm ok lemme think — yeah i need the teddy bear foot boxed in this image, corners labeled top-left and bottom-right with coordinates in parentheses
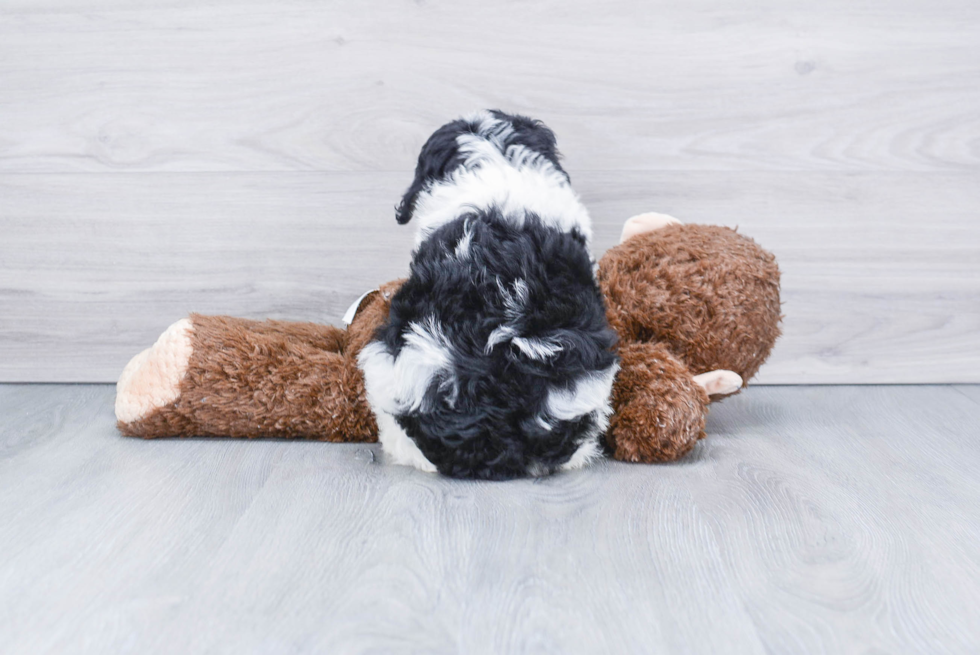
top-left (620, 212), bottom-right (682, 243)
top-left (115, 318), bottom-right (193, 429)
top-left (692, 369), bottom-right (743, 396)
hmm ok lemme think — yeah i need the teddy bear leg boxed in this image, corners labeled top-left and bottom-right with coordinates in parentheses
top-left (620, 212), bottom-right (682, 243)
top-left (606, 342), bottom-right (709, 463)
top-left (116, 315), bottom-right (377, 442)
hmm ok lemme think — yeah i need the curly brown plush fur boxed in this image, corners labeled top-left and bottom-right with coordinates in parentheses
top-left (118, 280), bottom-right (404, 441)
top-left (597, 224), bottom-right (781, 461)
top-left (599, 224), bottom-right (781, 382)
top-left (117, 316), bottom-right (366, 440)
top-left (607, 342), bottom-right (709, 462)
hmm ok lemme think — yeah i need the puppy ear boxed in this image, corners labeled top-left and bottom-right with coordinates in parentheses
top-left (396, 118), bottom-right (472, 225)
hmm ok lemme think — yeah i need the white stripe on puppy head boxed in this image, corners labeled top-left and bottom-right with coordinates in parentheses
top-left (546, 364), bottom-right (619, 423)
top-left (410, 113), bottom-right (592, 248)
top-left (511, 336), bottom-right (563, 361)
top-left (358, 317), bottom-right (457, 415)
top-left (413, 162), bottom-right (590, 248)
top-left (551, 365), bottom-right (620, 473)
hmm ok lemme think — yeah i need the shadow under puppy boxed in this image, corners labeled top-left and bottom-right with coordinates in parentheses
top-left (358, 111), bottom-right (618, 479)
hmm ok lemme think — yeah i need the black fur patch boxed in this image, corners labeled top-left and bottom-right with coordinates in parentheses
top-left (377, 211), bottom-right (617, 480)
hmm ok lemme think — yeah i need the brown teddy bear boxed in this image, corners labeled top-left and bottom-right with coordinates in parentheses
top-left (115, 214), bottom-right (780, 464)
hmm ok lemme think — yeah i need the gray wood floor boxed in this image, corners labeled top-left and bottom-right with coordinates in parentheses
top-left (2, 383), bottom-right (979, 654)
top-left (2, 0), bottom-right (979, 384)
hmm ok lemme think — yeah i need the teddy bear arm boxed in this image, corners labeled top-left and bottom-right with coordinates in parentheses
top-left (116, 315), bottom-right (377, 442)
top-left (692, 369), bottom-right (743, 396)
top-left (607, 342), bottom-right (710, 463)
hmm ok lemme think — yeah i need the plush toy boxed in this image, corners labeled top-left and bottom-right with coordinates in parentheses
top-left (115, 214), bottom-right (780, 464)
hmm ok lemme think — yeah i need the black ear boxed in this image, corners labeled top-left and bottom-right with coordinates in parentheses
top-left (396, 118), bottom-right (474, 224)
top-left (488, 110), bottom-right (570, 183)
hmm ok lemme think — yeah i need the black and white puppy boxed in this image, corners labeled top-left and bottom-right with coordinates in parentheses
top-left (358, 110), bottom-right (618, 480)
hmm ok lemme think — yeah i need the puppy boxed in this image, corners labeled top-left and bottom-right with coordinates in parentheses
top-left (358, 110), bottom-right (618, 479)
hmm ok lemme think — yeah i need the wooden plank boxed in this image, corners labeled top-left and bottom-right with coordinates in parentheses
top-left (0, 172), bottom-right (416, 382)
top-left (0, 0), bottom-right (978, 174)
top-left (1, 383), bottom-right (978, 653)
top-left (2, 171), bottom-right (978, 383)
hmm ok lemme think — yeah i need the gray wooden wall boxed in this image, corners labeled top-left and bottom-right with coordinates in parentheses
top-left (1, 0), bottom-right (978, 383)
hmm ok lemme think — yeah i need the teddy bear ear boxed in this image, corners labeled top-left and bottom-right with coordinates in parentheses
top-left (692, 370), bottom-right (743, 396)
top-left (620, 212), bottom-right (682, 243)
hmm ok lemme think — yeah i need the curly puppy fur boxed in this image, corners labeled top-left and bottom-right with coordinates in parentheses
top-left (359, 110), bottom-right (618, 480)
top-left (117, 281), bottom-right (405, 441)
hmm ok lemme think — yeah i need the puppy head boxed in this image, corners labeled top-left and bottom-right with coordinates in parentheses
top-left (395, 110), bottom-right (569, 226)
top-left (362, 212), bottom-right (617, 479)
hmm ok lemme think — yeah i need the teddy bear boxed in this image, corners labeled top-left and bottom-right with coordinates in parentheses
top-left (115, 214), bottom-right (781, 465)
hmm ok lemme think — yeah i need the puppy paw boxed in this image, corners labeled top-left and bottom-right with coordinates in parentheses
top-left (692, 369), bottom-right (743, 396)
top-left (115, 318), bottom-right (193, 425)
top-left (620, 212), bottom-right (682, 243)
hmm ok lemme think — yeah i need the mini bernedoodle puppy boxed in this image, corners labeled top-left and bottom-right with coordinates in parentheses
top-left (358, 110), bottom-right (619, 480)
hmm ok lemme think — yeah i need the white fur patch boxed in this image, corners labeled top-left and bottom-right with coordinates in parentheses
top-left (546, 363), bottom-right (619, 424)
top-left (547, 363), bottom-right (620, 472)
top-left (410, 111), bottom-right (592, 248)
top-left (485, 278), bottom-right (563, 361)
top-left (546, 364), bottom-right (619, 471)
top-left (511, 336), bottom-right (563, 361)
top-left (460, 109), bottom-right (513, 146)
top-left (560, 435), bottom-right (604, 471)
top-left (413, 164), bottom-right (591, 247)
top-left (486, 325), bottom-right (519, 352)
top-left (373, 407), bottom-right (438, 473)
top-left (454, 220), bottom-right (474, 260)
top-left (485, 278), bottom-right (526, 353)
top-left (505, 277), bottom-right (529, 312)
top-left (358, 317), bottom-right (458, 472)
top-left (359, 318), bottom-right (456, 415)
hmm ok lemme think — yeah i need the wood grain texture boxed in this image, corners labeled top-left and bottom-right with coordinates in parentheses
top-left (1, 0), bottom-right (978, 173)
top-left (1, 383), bottom-right (979, 653)
top-left (1, 0), bottom-right (978, 383)
top-left (2, 171), bottom-right (978, 383)
top-left (953, 384), bottom-right (980, 406)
